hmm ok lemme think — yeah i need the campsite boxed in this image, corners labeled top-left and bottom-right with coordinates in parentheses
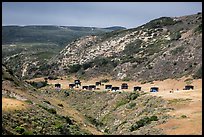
top-left (27, 75), bottom-right (202, 135)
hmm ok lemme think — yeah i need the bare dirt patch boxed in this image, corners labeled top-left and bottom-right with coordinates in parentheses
top-left (2, 97), bottom-right (28, 112)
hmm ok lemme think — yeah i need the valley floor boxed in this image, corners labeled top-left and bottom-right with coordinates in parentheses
top-left (27, 76), bottom-right (202, 135)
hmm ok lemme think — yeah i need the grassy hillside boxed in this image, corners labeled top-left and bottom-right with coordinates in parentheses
top-left (2, 64), bottom-right (173, 135)
top-left (48, 13), bottom-right (202, 81)
top-left (2, 25), bottom-right (115, 46)
top-left (2, 65), bottom-right (99, 135)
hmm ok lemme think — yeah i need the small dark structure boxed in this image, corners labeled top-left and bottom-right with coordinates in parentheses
top-left (82, 86), bottom-right (89, 90)
top-left (134, 86), bottom-right (141, 91)
top-left (88, 85), bottom-right (96, 90)
top-left (69, 83), bottom-right (75, 89)
top-left (96, 81), bottom-right (101, 86)
top-left (55, 83), bottom-right (61, 88)
top-left (150, 87), bottom-right (159, 92)
top-left (74, 80), bottom-right (81, 87)
top-left (105, 85), bottom-right (112, 89)
top-left (111, 87), bottom-right (120, 91)
top-left (183, 85), bottom-right (194, 90)
top-left (121, 83), bottom-right (128, 89)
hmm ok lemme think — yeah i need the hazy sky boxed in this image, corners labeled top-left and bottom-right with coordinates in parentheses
top-left (2, 2), bottom-right (202, 28)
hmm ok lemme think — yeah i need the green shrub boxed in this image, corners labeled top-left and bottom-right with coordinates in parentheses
top-left (170, 46), bottom-right (184, 55)
top-left (69, 64), bottom-right (82, 73)
top-left (85, 115), bottom-right (103, 127)
top-left (82, 62), bottom-right (93, 70)
top-left (48, 76), bottom-right (58, 80)
top-left (193, 66), bottom-right (202, 79)
top-left (25, 100), bottom-right (33, 104)
top-left (48, 108), bottom-right (57, 114)
top-left (58, 104), bottom-right (64, 107)
top-left (130, 115), bottom-right (158, 131)
top-left (15, 126), bottom-right (25, 134)
top-left (141, 81), bottom-right (147, 84)
top-left (63, 116), bottom-right (73, 125)
top-left (126, 102), bottom-right (136, 109)
top-left (91, 57), bottom-right (109, 66)
top-left (194, 24), bottom-right (202, 33)
top-left (149, 115), bottom-right (158, 121)
top-left (101, 79), bottom-right (109, 83)
top-left (170, 32), bottom-right (181, 40)
top-left (43, 100), bottom-right (51, 105)
top-left (181, 115), bottom-right (187, 118)
top-left (144, 17), bottom-right (177, 28)
top-left (128, 92), bottom-right (139, 100)
top-left (38, 104), bottom-right (57, 114)
top-left (122, 77), bottom-right (131, 81)
top-left (22, 130), bottom-right (34, 135)
top-left (104, 128), bottom-right (109, 133)
top-left (115, 99), bottom-right (129, 109)
top-left (27, 81), bottom-right (48, 88)
top-left (123, 39), bottom-right (142, 55)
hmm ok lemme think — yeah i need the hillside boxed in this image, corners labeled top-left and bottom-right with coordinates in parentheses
top-left (3, 64), bottom-right (178, 135)
top-left (2, 64), bottom-right (103, 135)
top-left (3, 13), bottom-right (202, 81)
top-left (44, 13), bottom-right (202, 82)
top-left (2, 25), bottom-right (125, 78)
top-left (3, 68), bottom-right (201, 135)
top-left (2, 25), bottom-right (124, 45)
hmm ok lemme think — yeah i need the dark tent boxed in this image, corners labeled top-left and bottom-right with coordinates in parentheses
top-left (88, 85), bottom-right (96, 90)
top-left (55, 83), bottom-right (61, 88)
top-left (112, 87), bottom-right (120, 91)
top-left (183, 85), bottom-right (194, 90)
top-left (121, 83), bottom-right (128, 89)
top-left (74, 80), bottom-right (81, 87)
top-left (150, 87), bottom-right (159, 92)
top-left (69, 83), bottom-right (75, 89)
top-left (134, 86), bottom-right (142, 91)
top-left (105, 85), bottom-right (112, 89)
top-left (96, 82), bottom-right (101, 86)
top-left (82, 86), bottom-right (89, 90)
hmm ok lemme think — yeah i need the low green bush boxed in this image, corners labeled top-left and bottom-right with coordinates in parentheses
top-left (69, 64), bottom-right (82, 73)
top-left (126, 102), bottom-right (136, 109)
top-left (43, 100), bottom-right (51, 105)
top-left (38, 104), bottom-right (57, 114)
top-left (170, 46), bottom-right (184, 55)
top-left (47, 108), bottom-right (57, 114)
top-left (85, 115), bottom-right (103, 127)
top-left (22, 130), bottom-right (34, 135)
top-left (58, 104), bottom-right (64, 107)
top-left (122, 77), bottom-right (131, 81)
top-left (181, 115), bottom-right (187, 118)
top-left (15, 126), bottom-right (25, 134)
top-left (100, 79), bottom-right (109, 83)
top-left (128, 92), bottom-right (139, 100)
top-left (193, 66), bottom-right (202, 79)
top-left (25, 100), bottom-right (33, 104)
top-left (194, 24), bottom-right (202, 33)
top-left (170, 32), bottom-right (181, 40)
top-left (115, 99), bottom-right (129, 109)
top-left (27, 81), bottom-right (48, 88)
top-left (130, 115), bottom-right (158, 131)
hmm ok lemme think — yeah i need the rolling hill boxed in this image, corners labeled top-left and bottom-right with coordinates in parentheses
top-left (45, 13), bottom-right (202, 82)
